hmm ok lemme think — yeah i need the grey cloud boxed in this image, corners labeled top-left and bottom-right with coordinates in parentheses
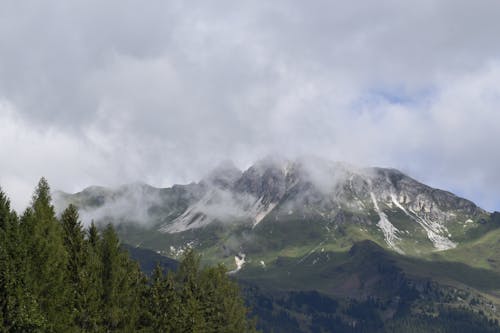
top-left (0, 1), bottom-right (499, 212)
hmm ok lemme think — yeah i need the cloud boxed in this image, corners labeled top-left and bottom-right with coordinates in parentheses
top-left (0, 0), bottom-right (499, 212)
top-left (0, 101), bottom-right (114, 211)
top-left (57, 184), bottom-right (164, 228)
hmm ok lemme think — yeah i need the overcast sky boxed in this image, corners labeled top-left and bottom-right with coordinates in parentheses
top-left (1, 0), bottom-right (499, 212)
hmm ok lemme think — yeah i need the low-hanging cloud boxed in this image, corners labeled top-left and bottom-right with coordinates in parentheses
top-left (1, 0), bottom-right (500, 212)
top-left (53, 184), bottom-right (165, 227)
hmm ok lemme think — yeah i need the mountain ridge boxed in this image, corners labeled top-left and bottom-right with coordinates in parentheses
top-left (54, 157), bottom-right (488, 258)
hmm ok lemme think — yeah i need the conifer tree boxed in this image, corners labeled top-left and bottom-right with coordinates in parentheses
top-left (0, 189), bottom-right (13, 327)
top-left (21, 178), bottom-right (70, 332)
top-left (200, 264), bottom-right (257, 333)
top-left (161, 270), bottom-right (181, 331)
top-left (143, 264), bottom-right (180, 332)
top-left (88, 220), bottom-right (99, 248)
top-left (0, 189), bottom-right (17, 331)
top-left (144, 264), bottom-right (164, 328)
top-left (175, 249), bottom-right (207, 333)
top-left (100, 224), bottom-right (123, 331)
top-left (118, 255), bottom-right (144, 331)
top-left (61, 204), bottom-right (100, 331)
top-left (0, 188), bottom-right (45, 331)
top-left (99, 223), bottom-right (143, 331)
top-left (85, 221), bottom-right (104, 330)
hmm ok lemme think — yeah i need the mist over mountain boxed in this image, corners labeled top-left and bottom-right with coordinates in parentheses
top-left (55, 156), bottom-right (488, 255)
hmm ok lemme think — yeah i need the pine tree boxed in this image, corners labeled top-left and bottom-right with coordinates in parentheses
top-left (162, 270), bottom-right (181, 331)
top-left (142, 264), bottom-right (181, 332)
top-left (61, 204), bottom-right (100, 331)
top-left (85, 220), bottom-right (104, 330)
top-left (88, 220), bottom-right (99, 248)
top-left (199, 264), bottom-right (257, 333)
top-left (175, 249), bottom-right (207, 333)
top-left (0, 188), bottom-right (45, 331)
top-left (21, 178), bottom-right (70, 332)
top-left (0, 189), bottom-right (13, 330)
top-left (99, 223), bottom-right (143, 331)
top-left (99, 224), bottom-right (123, 330)
top-left (118, 255), bottom-right (144, 331)
top-left (143, 265), bottom-right (164, 330)
top-left (0, 189), bottom-right (16, 331)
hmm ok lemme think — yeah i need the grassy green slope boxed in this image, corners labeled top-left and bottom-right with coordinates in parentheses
top-left (238, 240), bottom-right (500, 320)
top-left (430, 223), bottom-right (500, 273)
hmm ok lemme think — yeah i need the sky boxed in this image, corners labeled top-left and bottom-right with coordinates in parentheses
top-left (1, 0), bottom-right (500, 212)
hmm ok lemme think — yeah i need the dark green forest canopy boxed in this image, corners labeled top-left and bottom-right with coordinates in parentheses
top-left (0, 180), bottom-right (257, 332)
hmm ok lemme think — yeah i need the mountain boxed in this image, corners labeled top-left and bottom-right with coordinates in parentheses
top-left (54, 157), bottom-right (500, 331)
top-left (55, 157), bottom-right (489, 259)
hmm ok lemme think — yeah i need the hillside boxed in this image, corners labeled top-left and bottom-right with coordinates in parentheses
top-left (55, 157), bottom-right (500, 331)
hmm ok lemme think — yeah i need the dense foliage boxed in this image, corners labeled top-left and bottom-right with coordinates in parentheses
top-left (0, 179), bottom-right (257, 332)
top-left (244, 287), bottom-right (500, 333)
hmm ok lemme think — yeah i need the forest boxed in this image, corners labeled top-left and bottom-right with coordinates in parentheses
top-left (0, 178), bottom-right (257, 332)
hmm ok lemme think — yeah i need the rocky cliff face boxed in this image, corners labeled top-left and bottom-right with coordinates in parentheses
top-left (164, 157), bottom-right (485, 251)
top-left (55, 157), bottom-right (488, 257)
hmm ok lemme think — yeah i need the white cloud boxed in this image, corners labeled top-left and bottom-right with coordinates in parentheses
top-left (0, 101), bottom-right (112, 211)
top-left (0, 1), bottom-right (499, 211)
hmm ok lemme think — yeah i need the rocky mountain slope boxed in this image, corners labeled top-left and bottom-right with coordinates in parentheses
top-left (55, 157), bottom-right (500, 330)
top-left (55, 157), bottom-right (488, 259)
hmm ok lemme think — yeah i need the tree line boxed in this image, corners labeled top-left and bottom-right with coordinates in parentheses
top-left (0, 178), bottom-right (257, 332)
